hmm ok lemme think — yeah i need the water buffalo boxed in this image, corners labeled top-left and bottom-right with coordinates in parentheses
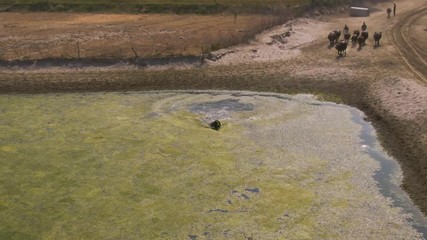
top-left (353, 30), bottom-right (360, 38)
top-left (333, 30), bottom-right (341, 43)
top-left (351, 33), bottom-right (358, 43)
top-left (210, 120), bottom-right (221, 130)
top-left (328, 32), bottom-right (336, 45)
top-left (344, 33), bottom-right (351, 42)
top-left (335, 41), bottom-right (348, 56)
top-left (328, 30), bottom-right (342, 46)
top-left (361, 31), bottom-right (369, 44)
top-left (358, 35), bottom-right (365, 49)
top-left (374, 32), bottom-right (382, 46)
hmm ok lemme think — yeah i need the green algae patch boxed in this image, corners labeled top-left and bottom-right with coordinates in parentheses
top-left (0, 93), bottom-right (317, 239)
top-left (1, 92), bottom-right (421, 239)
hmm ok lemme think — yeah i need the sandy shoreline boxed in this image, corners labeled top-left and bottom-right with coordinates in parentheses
top-left (0, 0), bottom-right (426, 218)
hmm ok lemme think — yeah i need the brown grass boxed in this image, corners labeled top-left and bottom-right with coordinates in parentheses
top-left (0, 12), bottom-right (294, 60)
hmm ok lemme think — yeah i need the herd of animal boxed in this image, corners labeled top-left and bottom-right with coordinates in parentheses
top-left (328, 22), bottom-right (383, 56)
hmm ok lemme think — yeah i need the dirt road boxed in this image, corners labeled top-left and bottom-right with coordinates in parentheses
top-left (390, 6), bottom-right (427, 84)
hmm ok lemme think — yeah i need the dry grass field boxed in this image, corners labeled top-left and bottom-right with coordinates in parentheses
top-left (0, 0), bottom-right (310, 13)
top-left (0, 12), bottom-right (288, 60)
top-left (4, 0), bottom-right (307, 4)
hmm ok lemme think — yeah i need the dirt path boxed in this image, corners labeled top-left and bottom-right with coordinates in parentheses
top-left (389, 6), bottom-right (427, 84)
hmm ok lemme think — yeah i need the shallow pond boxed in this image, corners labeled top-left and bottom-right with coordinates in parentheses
top-left (0, 91), bottom-right (425, 239)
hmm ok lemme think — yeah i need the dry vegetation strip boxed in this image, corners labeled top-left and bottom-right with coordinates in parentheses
top-left (2, 0), bottom-right (309, 8)
top-left (0, 0), bottom-right (312, 13)
top-left (5, 0), bottom-right (307, 4)
top-left (0, 13), bottom-right (291, 60)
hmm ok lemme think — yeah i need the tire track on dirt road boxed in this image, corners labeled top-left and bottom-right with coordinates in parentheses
top-left (388, 6), bottom-right (427, 85)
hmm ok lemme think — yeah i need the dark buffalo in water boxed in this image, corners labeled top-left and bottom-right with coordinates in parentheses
top-left (374, 32), bottom-right (382, 46)
top-left (335, 41), bottom-right (348, 56)
top-left (210, 120), bottom-right (221, 130)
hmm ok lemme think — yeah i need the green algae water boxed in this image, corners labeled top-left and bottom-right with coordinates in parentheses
top-left (0, 91), bottom-right (424, 239)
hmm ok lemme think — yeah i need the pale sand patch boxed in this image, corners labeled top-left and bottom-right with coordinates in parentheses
top-left (207, 18), bottom-right (330, 65)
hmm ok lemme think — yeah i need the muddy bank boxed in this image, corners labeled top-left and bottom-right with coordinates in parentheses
top-left (0, 56), bottom-right (202, 70)
top-left (362, 78), bottom-right (427, 216)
